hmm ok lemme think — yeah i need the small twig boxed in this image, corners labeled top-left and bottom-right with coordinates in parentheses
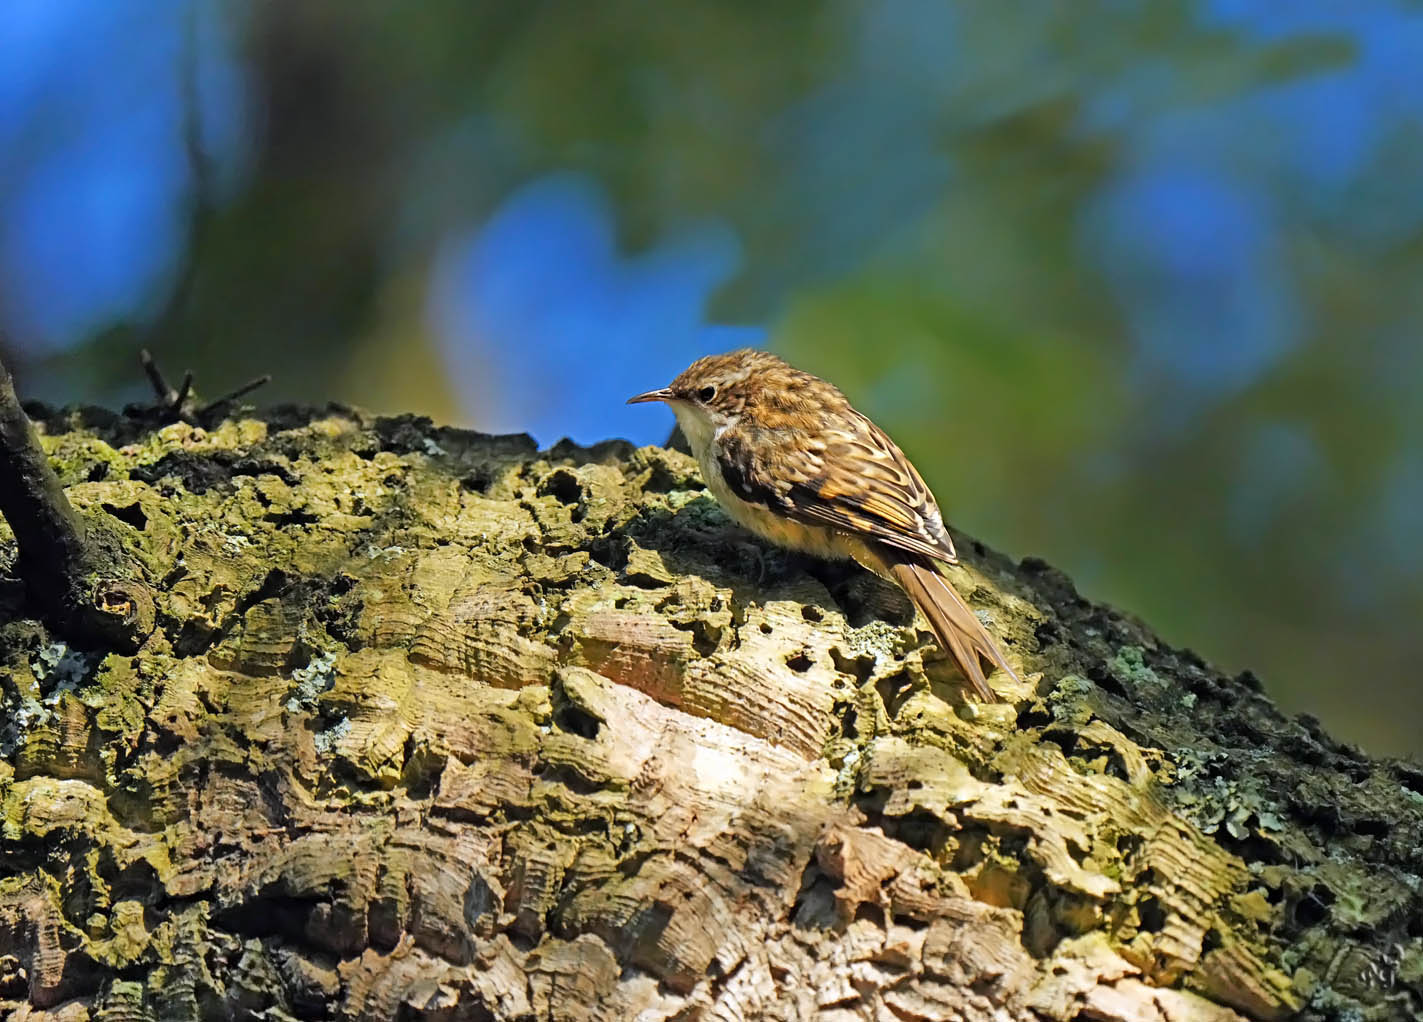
top-left (140, 348), bottom-right (176, 405)
top-left (173, 371), bottom-right (195, 412)
top-left (201, 374), bottom-right (272, 413)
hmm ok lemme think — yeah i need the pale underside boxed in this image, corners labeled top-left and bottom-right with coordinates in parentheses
top-left (673, 400), bottom-right (888, 570)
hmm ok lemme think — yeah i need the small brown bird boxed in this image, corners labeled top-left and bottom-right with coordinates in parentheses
top-left (628, 349), bottom-right (1018, 700)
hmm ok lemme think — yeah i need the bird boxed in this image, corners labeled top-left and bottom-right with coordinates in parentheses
top-left (627, 348), bottom-right (1019, 700)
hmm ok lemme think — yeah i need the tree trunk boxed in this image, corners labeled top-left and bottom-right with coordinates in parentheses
top-left (1, 405), bottom-right (1419, 1022)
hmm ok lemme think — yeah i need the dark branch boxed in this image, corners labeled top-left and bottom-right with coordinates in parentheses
top-left (0, 358), bottom-right (94, 590)
top-left (0, 355), bottom-right (154, 650)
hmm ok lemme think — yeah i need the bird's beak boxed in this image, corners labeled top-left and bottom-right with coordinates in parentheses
top-left (626, 387), bottom-right (674, 405)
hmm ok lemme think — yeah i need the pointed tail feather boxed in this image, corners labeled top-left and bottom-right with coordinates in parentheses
top-left (886, 556), bottom-right (1018, 701)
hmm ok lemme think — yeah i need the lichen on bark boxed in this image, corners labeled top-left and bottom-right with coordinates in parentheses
top-left (1, 404), bottom-right (1421, 1021)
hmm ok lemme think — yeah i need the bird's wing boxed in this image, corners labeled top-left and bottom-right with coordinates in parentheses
top-left (716, 411), bottom-right (958, 565)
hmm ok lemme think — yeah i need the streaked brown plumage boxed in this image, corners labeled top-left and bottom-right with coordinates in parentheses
top-left (628, 348), bottom-right (1019, 700)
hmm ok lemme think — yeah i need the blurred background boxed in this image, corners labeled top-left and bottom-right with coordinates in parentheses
top-left (2, 1), bottom-right (1419, 755)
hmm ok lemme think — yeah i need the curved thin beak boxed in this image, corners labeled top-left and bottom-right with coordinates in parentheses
top-left (626, 387), bottom-right (674, 405)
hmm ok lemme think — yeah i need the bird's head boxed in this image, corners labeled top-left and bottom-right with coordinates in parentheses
top-left (626, 349), bottom-right (765, 449)
top-left (628, 348), bottom-right (848, 456)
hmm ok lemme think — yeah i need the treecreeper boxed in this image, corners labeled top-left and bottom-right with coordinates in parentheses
top-left (629, 348), bottom-right (1018, 701)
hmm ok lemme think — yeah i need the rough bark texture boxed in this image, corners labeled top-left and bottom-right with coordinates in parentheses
top-left (1, 405), bottom-right (1420, 1022)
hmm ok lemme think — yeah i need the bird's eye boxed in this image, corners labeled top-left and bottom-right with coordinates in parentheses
top-left (697, 385), bottom-right (717, 402)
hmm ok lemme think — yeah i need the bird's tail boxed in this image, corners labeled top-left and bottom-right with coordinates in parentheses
top-left (885, 555), bottom-right (1019, 701)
